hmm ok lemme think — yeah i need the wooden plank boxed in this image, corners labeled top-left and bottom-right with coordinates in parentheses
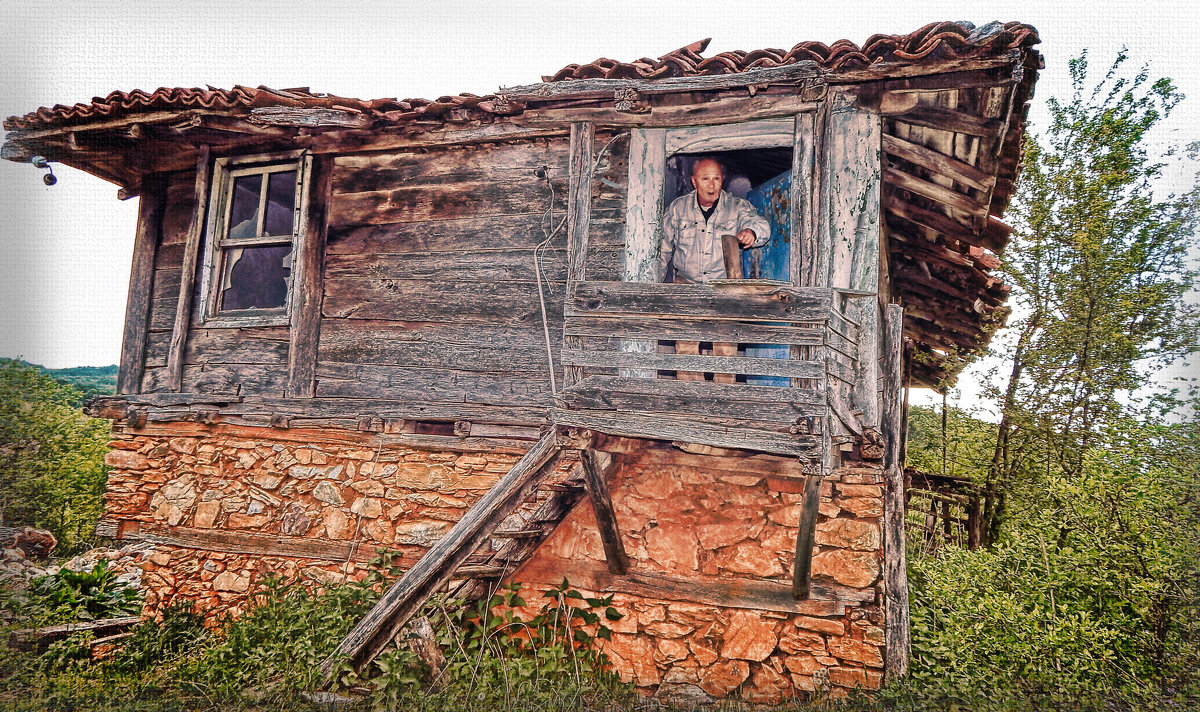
top-left (791, 111), bottom-right (815, 287)
top-left (319, 336), bottom-right (558, 375)
top-left (806, 94), bottom-right (833, 287)
top-left (121, 522), bottom-right (382, 563)
top-left (165, 146), bottom-right (211, 392)
top-left (145, 327), bottom-right (290, 368)
top-left (791, 474), bottom-right (824, 599)
top-left (325, 247), bottom-right (620, 284)
top-left (881, 303), bottom-right (910, 680)
top-left (318, 319), bottom-right (555, 362)
top-left (287, 154), bottom-right (332, 399)
top-left (570, 281), bottom-right (832, 322)
top-left (9, 617), bottom-right (142, 653)
top-left (826, 104), bottom-right (881, 292)
top-left (500, 61), bottom-right (822, 100)
top-left (619, 128), bottom-right (665, 377)
top-left (563, 122), bottom-right (596, 389)
top-left (882, 133), bottom-right (992, 192)
top-left (564, 315), bottom-right (824, 346)
top-left (331, 138), bottom-right (570, 193)
top-left (328, 177), bottom-right (568, 227)
top-left (326, 212), bottom-right (625, 256)
top-left (515, 557), bottom-right (865, 614)
top-left (314, 362), bottom-right (553, 409)
top-left (580, 450), bottom-right (628, 575)
top-left (550, 408), bottom-right (818, 457)
top-left (322, 430), bottom-right (561, 678)
top-left (117, 174), bottom-right (167, 394)
top-left (557, 376), bottom-right (824, 423)
top-left (885, 166), bottom-right (987, 219)
top-left (142, 362), bottom-right (289, 397)
top-left (887, 105), bottom-right (1004, 137)
top-left (561, 348), bottom-right (823, 380)
top-left (664, 119), bottom-right (794, 154)
top-left (322, 278), bottom-right (565, 323)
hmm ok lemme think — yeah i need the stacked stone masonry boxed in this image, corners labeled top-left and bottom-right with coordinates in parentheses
top-left (103, 423), bottom-right (886, 703)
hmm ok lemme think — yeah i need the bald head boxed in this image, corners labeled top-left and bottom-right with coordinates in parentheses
top-left (690, 158), bottom-right (725, 208)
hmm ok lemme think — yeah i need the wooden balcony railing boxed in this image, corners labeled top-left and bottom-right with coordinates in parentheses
top-left (553, 280), bottom-right (860, 456)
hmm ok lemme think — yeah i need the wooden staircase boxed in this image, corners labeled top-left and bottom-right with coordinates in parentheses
top-left (320, 429), bottom-right (624, 682)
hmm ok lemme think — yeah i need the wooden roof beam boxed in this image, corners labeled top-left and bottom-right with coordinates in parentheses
top-left (882, 133), bottom-right (993, 192)
top-left (885, 166), bottom-right (989, 221)
top-left (886, 105), bottom-right (1004, 138)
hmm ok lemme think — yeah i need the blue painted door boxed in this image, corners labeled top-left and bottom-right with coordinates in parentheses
top-left (744, 170), bottom-right (792, 386)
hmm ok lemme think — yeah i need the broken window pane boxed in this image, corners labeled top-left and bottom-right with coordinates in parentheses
top-left (220, 244), bottom-right (292, 310)
top-left (228, 174), bottom-right (262, 239)
top-left (264, 170), bottom-right (297, 236)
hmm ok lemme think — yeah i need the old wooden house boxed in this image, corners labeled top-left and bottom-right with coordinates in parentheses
top-left (2, 21), bottom-right (1040, 701)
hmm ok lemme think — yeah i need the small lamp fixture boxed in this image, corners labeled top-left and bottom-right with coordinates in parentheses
top-left (31, 155), bottom-right (56, 186)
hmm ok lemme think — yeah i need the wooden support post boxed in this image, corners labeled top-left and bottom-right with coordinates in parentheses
top-left (286, 154), bottom-right (332, 399)
top-left (117, 174), bottom-right (167, 395)
top-left (165, 146), bottom-right (211, 392)
top-left (619, 128), bottom-right (666, 378)
top-left (580, 449), bottom-right (628, 575)
top-left (320, 430), bottom-right (562, 682)
top-left (791, 473), bottom-right (822, 599)
top-left (562, 122), bottom-right (595, 390)
top-left (881, 303), bottom-right (911, 679)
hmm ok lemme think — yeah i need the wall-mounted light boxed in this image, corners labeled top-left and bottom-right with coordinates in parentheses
top-left (31, 155), bottom-right (56, 186)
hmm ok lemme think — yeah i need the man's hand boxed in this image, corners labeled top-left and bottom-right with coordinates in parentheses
top-left (736, 228), bottom-right (757, 247)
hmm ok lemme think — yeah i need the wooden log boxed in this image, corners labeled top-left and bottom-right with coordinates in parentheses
top-left (560, 348), bottom-right (824, 380)
top-left (9, 617), bottom-right (142, 653)
top-left (287, 154), bottom-right (332, 399)
top-left (550, 408), bottom-right (817, 457)
top-left (117, 174), bottom-right (168, 395)
top-left (321, 430), bottom-right (562, 679)
top-left (791, 474), bottom-right (824, 599)
top-left (165, 147), bottom-right (211, 392)
top-left (318, 319), bottom-right (559, 366)
top-left (791, 111), bottom-right (816, 286)
top-left (116, 522), bottom-right (387, 563)
top-left (248, 106), bottom-right (371, 128)
top-left (314, 362), bottom-right (553, 408)
top-left (881, 303), bottom-right (910, 679)
top-left (569, 281), bottom-right (832, 323)
top-left (515, 557), bottom-right (866, 614)
top-left (580, 449), bottom-right (628, 575)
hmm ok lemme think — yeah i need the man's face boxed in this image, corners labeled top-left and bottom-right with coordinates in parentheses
top-left (691, 160), bottom-right (724, 207)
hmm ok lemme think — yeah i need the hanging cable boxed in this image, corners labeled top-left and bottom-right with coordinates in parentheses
top-left (531, 132), bottom-right (629, 396)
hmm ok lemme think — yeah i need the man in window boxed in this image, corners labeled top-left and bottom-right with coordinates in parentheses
top-left (660, 157), bottom-right (770, 382)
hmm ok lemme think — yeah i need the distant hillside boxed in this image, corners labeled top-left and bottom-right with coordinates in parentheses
top-left (22, 362), bottom-right (118, 405)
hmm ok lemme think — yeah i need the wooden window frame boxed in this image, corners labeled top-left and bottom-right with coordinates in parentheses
top-left (621, 119), bottom-right (805, 286)
top-left (198, 149), bottom-right (312, 329)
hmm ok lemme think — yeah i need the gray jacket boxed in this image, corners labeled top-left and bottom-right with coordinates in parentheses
top-left (660, 190), bottom-right (770, 283)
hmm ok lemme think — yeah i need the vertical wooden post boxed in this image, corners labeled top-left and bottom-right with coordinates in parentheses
top-left (791, 473), bottom-right (823, 599)
top-left (563, 122), bottom-right (595, 389)
top-left (790, 112), bottom-right (815, 288)
top-left (165, 146), bottom-right (211, 392)
top-left (116, 174), bottom-right (167, 395)
top-left (286, 154), bottom-right (332, 399)
top-left (881, 303), bottom-right (910, 679)
top-left (580, 449), bottom-right (629, 574)
top-left (618, 128), bottom-right (666, 379)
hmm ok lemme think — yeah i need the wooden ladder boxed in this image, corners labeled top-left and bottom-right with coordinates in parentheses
top-left (319, 429), bottom-right (628, 684)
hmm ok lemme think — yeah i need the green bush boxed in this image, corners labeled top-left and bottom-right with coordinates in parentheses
top-left (22, 559), bottom-right (142, 625)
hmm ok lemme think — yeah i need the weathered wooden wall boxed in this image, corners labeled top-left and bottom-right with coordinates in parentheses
top-left (137, 134), bottom-right (628, 426)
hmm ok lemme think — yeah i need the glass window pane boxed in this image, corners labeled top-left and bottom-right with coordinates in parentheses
top-left (220, 244), bottom-right (292, 311)
top-left (264, 170), bottom-right (297, 236)
top-left (228, 174), bottom-right (262, 239)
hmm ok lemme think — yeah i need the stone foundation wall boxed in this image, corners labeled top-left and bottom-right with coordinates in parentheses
top-left (103, 423), bottom-right (887, 702)
top-left (103, 423), bottom-right (537, 615)
top-left (511, 448), bottom-right (886, 702)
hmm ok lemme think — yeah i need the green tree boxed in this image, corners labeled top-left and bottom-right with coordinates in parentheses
top-left (0, 358), bottom-right (110, 551)
top-left (982, 51), bottom-right (1200, 542)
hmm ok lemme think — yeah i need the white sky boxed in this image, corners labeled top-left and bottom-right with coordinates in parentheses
top-left (1, 0), bottom-right (1197, 412)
